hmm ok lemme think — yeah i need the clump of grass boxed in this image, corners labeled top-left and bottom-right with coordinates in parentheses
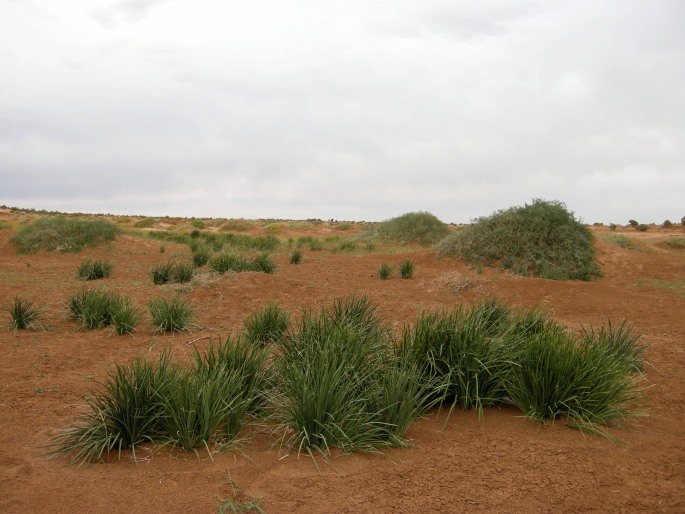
top-left (378, 263), bottom-right (392, 280)
top-left (68, 287), bottom-right (141, 334)
top-left (173, 263), bottom-right (194, 283)
top-left (49, 339), bottom-right (270, 465)
top-left (505, 327), bottom-right (642, 437)
top-left (151, 262), bottom-right (175, 285)
top-left (290, 250), bottom-right (302, 264)
top-left (192, 246), bottom-right (211, 267)
top-left (273, 294), bottom-right (433, 455)
top-left (11, 217), bottom-right (120, 253)
top-left (4, 296), bottom-right (42, 331)
top-left (437, 199), bottom-right (602, 281)
top-left (77, 259), bottom-right (114, 280)
top-left (378, 211), bottom-right (449, 246)
top-left (148, 295), bottom-right (195, 334)
top-left (209, 253), bottom-right (276, 274)
top-left (581, 320), bottom-right (648, 372)
top-left (399, 260), bottom-right (415, 279)
top-left (243, 302), bottom-right (290, 345)
top-left (47, 353), bottom-right (178, 465)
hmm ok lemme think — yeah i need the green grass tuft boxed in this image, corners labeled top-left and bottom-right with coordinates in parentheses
top-left (78, 259), bottom-right (114, 280)
top-left (378, 263), bottom-right (392, 280)
top-left (148, 295), bottom-right (195, 334)
top-left (4, 296), bottom-right (43, 331)
top-left (243, 303), bottom-right (290, 346)
top-left (399, 260), bottom-right (415, 279)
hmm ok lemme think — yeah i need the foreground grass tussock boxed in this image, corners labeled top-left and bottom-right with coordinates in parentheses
top-left (438, 199), bottom-right (602, 280)
top-left (50, 295), bottom-right (646, 465)
top-left (4, 296), bottom-right (43, 331)
top-left (11, 217), bottom-right (120, 253)
top-left (78, 259), bottom-right (114, 280)
top-left (69, 287), bottom-right (142, 335)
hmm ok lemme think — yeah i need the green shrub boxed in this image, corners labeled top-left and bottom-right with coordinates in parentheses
top-left (190, 220), bottom-right (205, 229)
top-left (628, 220), bottom-right (638, 227)
top-left (151, 262), bottom-right (174, 285)
top-left (636, 224), bottom-right (649, 232)
top-left (251, 253), bottom-right (276, 274)
top-left (609, 223), bottom-right (617, 231)
top-left (378, 211), bottom-right (449, 246)
top-left (243, 302), bottom-right (290, 345)
top-left (309, 239), bottom-right (324, 251)
top-left (148, 295), bottom-right (195, 334)
top-left (77, 259), bottom-right (114, 280)
top-left (437, 199), bottom-right (602, 281)
top-left (682, 216), bottom-right (685, 226)
top-left (4, 296), bottom-right (42, 331)
top-left (290, 250), bottom-right (302, 264)
top-left (11, 217), bottom-right (119, 253)
top-left (399, 260), bottom-right (415, 279)
top-left (378, 263), bottom-right (392, 280)
top-left (190, 229), bottom-right (201, 239)
top-left (663, 220), bottom-right (673, 227)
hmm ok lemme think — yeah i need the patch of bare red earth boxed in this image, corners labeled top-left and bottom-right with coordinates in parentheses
top-left (0, 227), bottom-right (684, 512)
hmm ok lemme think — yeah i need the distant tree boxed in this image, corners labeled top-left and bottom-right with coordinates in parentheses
top-left (663, 220), bottom-right (673, 228)
top-left (628, 220), bottom-right (639, 227)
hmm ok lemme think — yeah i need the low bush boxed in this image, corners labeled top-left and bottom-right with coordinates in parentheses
top-left (437, 199), bottom-right (602, 281)
top-left (149, 295), bottom-right (195, 334)
top-left (659, 237), bottom-right (685, 250)
top-left (399, 260), bottom-right (415, 279)
top-left (4, 296), bottom-right (42, 331)
top-left (243, 303), bottom-right (290, 345)
top-left (636, 224), bottom-right (649, 232)
top-left (78, 259), bottom-right (114, 280)
top-left (11, 217), bottom-right (120, 253)
top-left (192, 246), bottom-right (211, 267)
top-left (133, 218), bottom-right (155, 228)
top-left (378, 211), bottom-right (449, 246)
top-left (662, 220), bottom-right (673, 228)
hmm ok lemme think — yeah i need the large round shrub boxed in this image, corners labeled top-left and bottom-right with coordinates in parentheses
top-left (437, 199), bottom-right (602, 280)
top-left (378, 211), bottom-right (449, 246)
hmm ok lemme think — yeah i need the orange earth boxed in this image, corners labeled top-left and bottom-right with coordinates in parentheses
top-left (0, 214), bottom-right (684, 513)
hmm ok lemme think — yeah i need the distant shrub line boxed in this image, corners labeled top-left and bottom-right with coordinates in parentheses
top-left (11, 217), bottom-right (120, 253)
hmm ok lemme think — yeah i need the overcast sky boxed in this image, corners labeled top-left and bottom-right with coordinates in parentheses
top-left (1, 0), bottom-right (683, 223)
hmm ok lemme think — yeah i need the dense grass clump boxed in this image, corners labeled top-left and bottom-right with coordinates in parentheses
top-left (243, 303), bottom-right (290, 345)
top-left (148, 295), bottom-right (195, 334)
top-left (399, 260), bottom-right (415, 279)
top-left (4, 296), bottom-right (42, 331)
top-left (290, 250), bottom-right (302, 264)
top-left (192, 246), bottom-right (212, 267)
top-left (378, 211), bottom-right (449, 246)
top-left (78, 259), bottom-right (114, 280)
top-left (49, 340), bottom-right (270, 464)
top-left (209, 253), bottom-right (276, 274)
top-left (11, 217), bottom-right (120, 253)
top-left (151, 262), bottom-right (175, 285)
top-left (68, 287), bottom-right (141, 334)
top-left (437, 199), bottom-right (602, 280)
top-left (273, 294), bottom-right (434, 455)
top-left (378, 263), bottom-right (392, 280)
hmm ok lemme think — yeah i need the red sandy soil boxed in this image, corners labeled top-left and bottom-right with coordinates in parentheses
top-left (0, 219), bottom-right (684, 513)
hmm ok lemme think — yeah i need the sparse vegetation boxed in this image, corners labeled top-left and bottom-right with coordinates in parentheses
top-left (11, 217), bottom-right (119, 253)
top-left (378, 211), bottom-right (449, 246)
top-left (437, 199), bottom-right (602, 281)
top-left (4, 296), bottom-right (42, 331)
top-left (209, 253), bottom-right (276, 274)
top-left (600, 233), bottom-right (640, 251)
top-left (78, 259), bottom-right (114, 280)
top-left (658, 237), bottom-right (685, 250)
top-left (133, 218), bottom-right (155, 228)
